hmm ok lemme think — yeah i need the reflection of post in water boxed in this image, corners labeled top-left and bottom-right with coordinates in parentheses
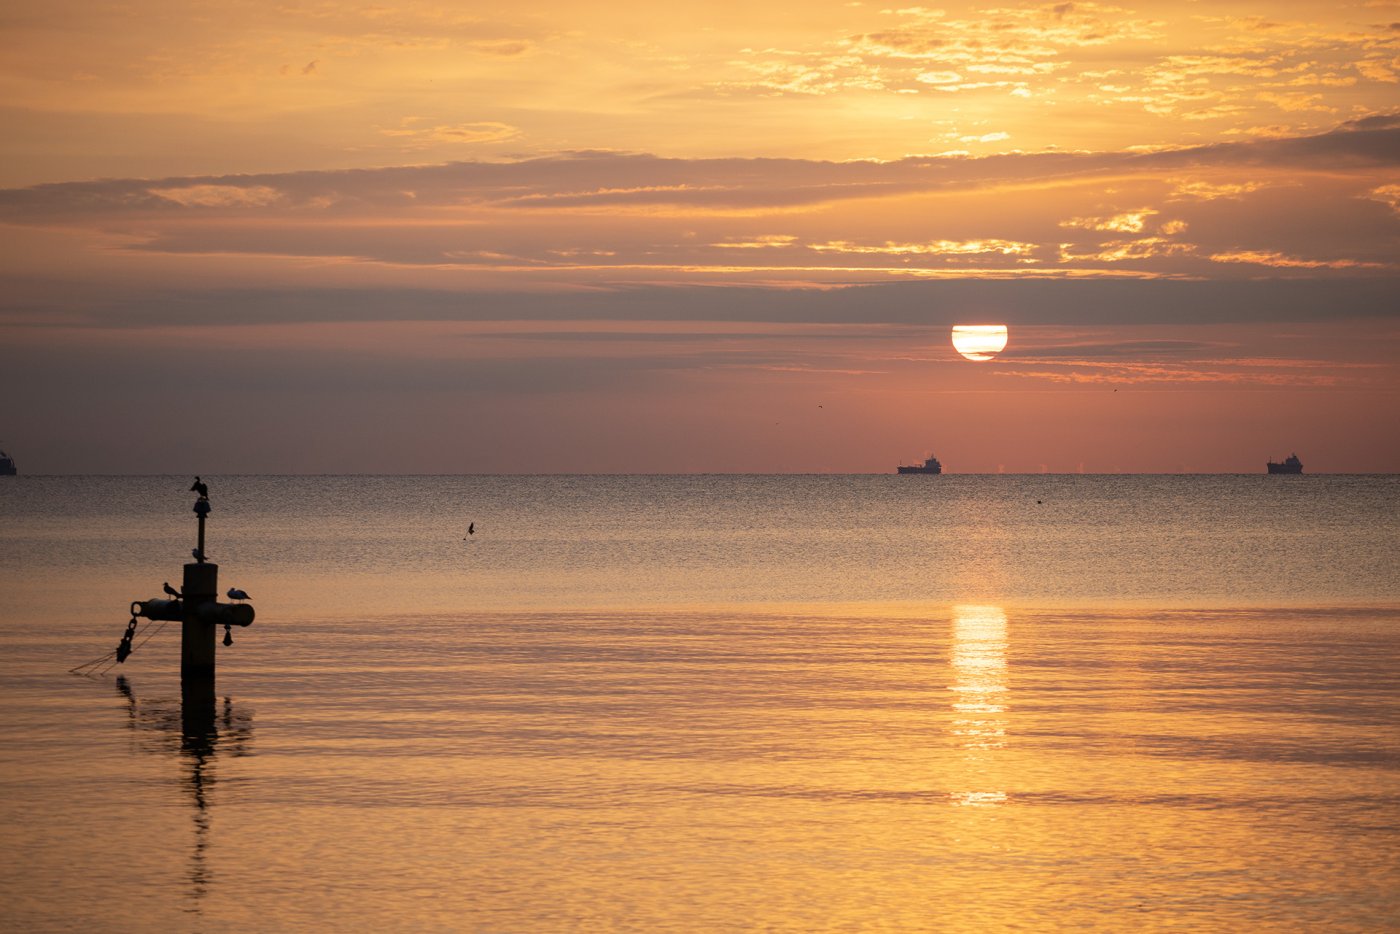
top-left (111, 677), bottom-right (253, 912)
top-left (183, 680), bottom-right (217, 902)
top-left (949, 605), bottom-right (1008, 806)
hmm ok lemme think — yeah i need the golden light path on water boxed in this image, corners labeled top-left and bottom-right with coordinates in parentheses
top-left (950, 604), bottom-right (1009, 807)
top-left (951, 324), bottom-right (1009, 362)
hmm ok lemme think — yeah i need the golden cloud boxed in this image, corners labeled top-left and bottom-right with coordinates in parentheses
top-left (1059, 209), bottom-right (1158, 232)
top-left (147, 185), bottom-right (283, 208)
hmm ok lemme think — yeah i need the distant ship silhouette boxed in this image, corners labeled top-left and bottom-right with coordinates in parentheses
top-left (897, 454), bottom-right (943, 474)
top-left (1267, 453), bottom-right (1303, 475)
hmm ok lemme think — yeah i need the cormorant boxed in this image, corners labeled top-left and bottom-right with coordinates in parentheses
top-left (190, 476), bottom-right (209, 499)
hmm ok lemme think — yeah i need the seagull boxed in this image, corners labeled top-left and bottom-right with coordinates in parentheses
top-left (190, 476), bottom-right (209, 499)
top-left (227, 587), bottom-right (250, 602)
top-left (163, 581), bottom-right (182, 599)
top-left (192, 547), bottom-right (205, 562)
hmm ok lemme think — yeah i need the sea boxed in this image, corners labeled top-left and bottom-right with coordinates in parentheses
top-left (1, 474), bottom-right (1398, 931)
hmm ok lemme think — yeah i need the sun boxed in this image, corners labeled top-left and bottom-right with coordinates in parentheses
top-left (951, 324), bottom-right (1008, 362)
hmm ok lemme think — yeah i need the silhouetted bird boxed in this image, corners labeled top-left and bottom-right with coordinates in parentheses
top-left (163, 581), bottom-right (181, 599)
top-left (190, 476), bottom-right (209, 499)
top-left (192, 547), bottom-right (205, 562)
top-left (468, 522), bottom-right (475, 536)
top-left (227, 587), bottom-right (250, 602)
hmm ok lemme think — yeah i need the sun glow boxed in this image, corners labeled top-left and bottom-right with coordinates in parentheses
top-left (951, 324), bottom-right (1009, 361)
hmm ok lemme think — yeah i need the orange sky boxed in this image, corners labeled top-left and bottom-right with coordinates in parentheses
top-left (0, 0), bottom-right (1397, 472)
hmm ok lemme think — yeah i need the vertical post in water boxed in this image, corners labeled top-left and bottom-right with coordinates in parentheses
top-left (183, 497), bottom-right (217, 692)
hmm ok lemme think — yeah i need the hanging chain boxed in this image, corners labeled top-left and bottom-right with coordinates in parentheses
top-left (115, 617), bottom-right (138, 663)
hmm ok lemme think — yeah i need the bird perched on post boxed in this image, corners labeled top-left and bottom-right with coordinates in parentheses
top-left (190, 476), bottom-right (209, 499)
top-left (227, 587), bottom-right (250, 602)
top-left (163, 582), bottom-right (182, 599)
top-left (192, 547), bottom-right (205, 562)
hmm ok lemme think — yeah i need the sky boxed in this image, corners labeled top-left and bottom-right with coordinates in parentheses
top-left (1, 0), bottom-right (1397, 473)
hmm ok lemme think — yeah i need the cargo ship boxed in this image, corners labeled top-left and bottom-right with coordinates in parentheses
top-left (897, 455), bottom-right (942, 474)
top-left (0, 448), bottom-right (15, 476)
top-left (1266, 453), bottom-right (1302, 475)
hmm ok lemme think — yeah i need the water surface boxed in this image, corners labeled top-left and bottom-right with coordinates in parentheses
top-left (1, 476), bottom-right (1397, 930)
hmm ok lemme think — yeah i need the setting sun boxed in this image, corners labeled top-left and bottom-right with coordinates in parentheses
top-left (951, 324), bottom-right (1009, 362)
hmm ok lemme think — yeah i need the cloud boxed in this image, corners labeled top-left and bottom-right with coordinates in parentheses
top-left (807, 239), bottom-right (1036, 257)
top-left (0, 119), bottom-right (1396, 290)
top-left (989, 361), bottom-right (1347, 387)
top-left (1368, 183), bottom-right (1400, 213)
top-left (1208, 250), bottom-right (1391, 269)
top-left (5, 279), bottom-right (1398, 331)
top-left (1059, 237), bottom-right (1197, 263)
top-left (380, 121), bottom-right (523, 148)
top-left (712, 235), bottom-right (800, 249)
top-left (1168, 179), bottom-right (1271, 200)
top-left (3, 118), bottom-right (1397, 221)
top-left (147, 184), bottom-right (284, 208)
top-left (1059, 209), bottom-right (1158, 232)
top-left (1009, 339), bottom-right (1220, 359)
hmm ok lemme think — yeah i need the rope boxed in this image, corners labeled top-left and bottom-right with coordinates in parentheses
top-left (69, 650), bottom-right (118, 676)
top-left (69, 618), bottom-right (170, 677)
top-left (131, 621), bottom-right (168, 655)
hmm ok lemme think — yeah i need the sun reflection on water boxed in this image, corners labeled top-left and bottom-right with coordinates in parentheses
top-left (949, 604), bottom-right (1008, 806)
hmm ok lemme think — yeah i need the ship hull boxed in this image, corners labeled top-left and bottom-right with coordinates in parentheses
top-left (1266, 463), bottom-right (1302, 474)
top-left (897, 466), bottom-right (942, 474)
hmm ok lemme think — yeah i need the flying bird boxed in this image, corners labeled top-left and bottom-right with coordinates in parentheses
top-left (227, 587), bottom-right (250, 602)
top-left (467, 522), bottom-right (475, 536)
top-left (163, 582), bottom-right (181, 599)
top-left (190, 476), bottom-right (209, 499)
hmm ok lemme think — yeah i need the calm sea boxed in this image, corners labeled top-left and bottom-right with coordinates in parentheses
top-left (2, 475), bottom-right (1398, 930)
